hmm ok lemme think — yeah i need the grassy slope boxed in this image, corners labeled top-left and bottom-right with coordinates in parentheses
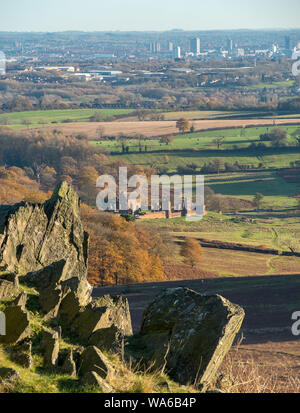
top-left (0, 283), bottom-right (195, 393)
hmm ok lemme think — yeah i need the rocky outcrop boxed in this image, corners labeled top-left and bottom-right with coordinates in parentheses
top-left (129, 287), bottom-right (245, 391)
top-left (0, 181), bottom-right (89, 284)
top-left (0, 305), bottom-right (31, 344)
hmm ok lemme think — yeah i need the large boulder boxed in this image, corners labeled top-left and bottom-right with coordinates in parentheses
top-left (0, 182), bottom-right (90, 294)
top-left (72, 295), bottom-right (132, 341)
top-left (0, 305), bottom-right (31, 344)
top-left (131, 287), bottom-right (245, 390)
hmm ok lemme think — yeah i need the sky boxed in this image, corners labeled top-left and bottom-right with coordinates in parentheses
top-left (1, 0), bottom-right (300, 32)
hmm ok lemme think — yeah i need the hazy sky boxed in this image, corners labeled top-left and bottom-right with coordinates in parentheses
top-left (1, 0), bottom-right (300, 32)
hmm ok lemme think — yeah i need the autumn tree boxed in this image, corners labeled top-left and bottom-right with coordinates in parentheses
top-left (176, 118), bottom-right (190, 133)
top-left (160, 135), bottom-right (174, 145)
top-left (180, 237), bottom-right (203, 268)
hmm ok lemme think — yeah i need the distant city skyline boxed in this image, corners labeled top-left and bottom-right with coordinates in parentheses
top-left (1, 0), bottom-right (300, 32)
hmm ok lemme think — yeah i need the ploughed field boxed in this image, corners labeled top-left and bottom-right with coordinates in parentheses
top-left (18, 118), bottom-right (300, 139)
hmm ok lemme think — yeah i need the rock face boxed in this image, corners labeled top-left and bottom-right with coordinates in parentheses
top-left (134, 287), bottom-right (245, 390)
top-left (0, 181), bottom-right (89, 283)
top-left (0, 305), bottom-right (31, 344)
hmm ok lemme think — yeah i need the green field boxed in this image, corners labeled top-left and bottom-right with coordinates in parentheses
top-left (93, 125), bottom-right (300, 153)
top-left (246, 80), bottom-right (295, 90)
top-left (98, 125), bottom-right (300, 172)
top-left (0, 108), bottom-right (134, 129)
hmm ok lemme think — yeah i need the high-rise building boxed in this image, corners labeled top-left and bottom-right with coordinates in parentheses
top-left (174, 46), bottom-right (181, 59)
top-left (285, 36), bottom-right (291, 50)
top-left (0, 51), bottom-right (6, 76)
top-left (227, 39), bottom-right (233, 52)
top-left (168, 42), bottom-right (173, 52)
top-left (190, 38), bottom-right (200, 55)
top-left (149, 41), bottom-right (161, 53)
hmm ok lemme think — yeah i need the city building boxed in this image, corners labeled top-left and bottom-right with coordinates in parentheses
top-left (150, 42), bottom-right (161, 53)
top-left (190, 37), bottom-right (201, 55)
top-left (227, 39), bottom-right (233, 52)
top-left (174, 46), bottom-right (181, 59)
top-left (0, 51), bottom-right (6, 75)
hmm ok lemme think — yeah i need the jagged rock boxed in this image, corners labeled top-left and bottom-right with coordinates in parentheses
top-left (81, 371), bottom-right (115, 392)
top-left (41, 327), bottom-right (59, 368)
top-left (11, 291), bottom-right (27, 310)
top-left (0, 367), bottom-right (19, 382)
top-left (89, 325), bottom-right (124, 354)
top-left (131, 287), bottom-right (245, 391)
top-left (0, 305), bottom-right (31, 344)
top-left (38, 284), bottom-right (68, 320)
top-left (9, 340), bottom-right (32, 368)
top-left (0, 182), bottom-right (91, 302)
top-left (26, 260), bottom-right (92, 308)
top-left (0, 273), bottom-right (19, 300)
top-left (26, 259), bottom-right (68, 291)
top-left (58, 291), bottom-right (82, 323)
top-left (73, 295), bottom-right (132, 341)
top-left (78, 346), bottom-right (113, 380)
top-left (60, 349), bottom-right (76, 377)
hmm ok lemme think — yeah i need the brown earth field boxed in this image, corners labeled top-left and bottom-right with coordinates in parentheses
top-left (93, 274), bottom-right (300, 392)
top-left (23, 118), bottom-right (300, 139)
